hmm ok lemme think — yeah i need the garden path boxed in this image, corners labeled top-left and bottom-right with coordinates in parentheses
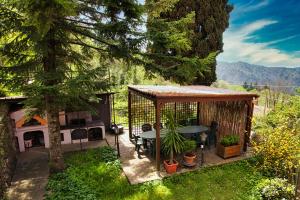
top-left (5, 140), bottom-right (108, 200)
top-left (6, 147), bottom-right (49, 200)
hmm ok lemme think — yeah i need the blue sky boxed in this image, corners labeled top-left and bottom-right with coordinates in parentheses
top-left (218, 0), bottom-right (300, 67)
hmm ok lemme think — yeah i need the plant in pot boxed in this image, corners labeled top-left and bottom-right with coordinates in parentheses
top-left (162, 111), bottom-right (185, 174)
top-left (217, 134), bottom-right (241, 159)
top-left (182, 139), bottom-right (197, 166)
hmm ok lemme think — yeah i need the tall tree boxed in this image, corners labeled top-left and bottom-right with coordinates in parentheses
top-left (146, 0), bottom-right (233, 85)
top-left (0, 0), bottom-right (216, 173)
top-left (0, 0), bottom-right (143, 172)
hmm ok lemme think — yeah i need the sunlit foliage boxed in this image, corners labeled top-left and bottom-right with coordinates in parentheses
top-left (253, 96), bottom-right (300, 179)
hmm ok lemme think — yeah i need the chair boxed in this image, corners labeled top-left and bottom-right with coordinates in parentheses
top-left (178, 119), bottom-right (189, 126)
top-left (207, 121), bottom-right (218, 148)
top-left (152, 122), bottom-right (163, 130)
top-left (134, 134), bottom-right (143, 158)
top-left (189, 118), bottom-right (198, 125)
top-left (142, 123), bottom-right (152, 147)
top-left (142, 123), bottom-right (152, 132)
top-left (133, 123), bottom-right (152, 158)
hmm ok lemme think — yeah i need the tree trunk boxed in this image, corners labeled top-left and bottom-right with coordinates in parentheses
top-left (43, 28), bottom-right (65, 173)
top-left (170, 148), bottom-right (174, 164)
top-left (46, 98), bottom-right (65, 173)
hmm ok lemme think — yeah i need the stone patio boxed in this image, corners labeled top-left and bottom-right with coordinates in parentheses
top-left (106, 129), bottom-right (252, 184)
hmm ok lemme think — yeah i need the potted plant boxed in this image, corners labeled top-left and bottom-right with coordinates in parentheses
top-left (162, 111), bottom-right (185, 174)
top-left (182, 140), bottom-right (197, 166)
top-left (217, 134), bottom-right (241, 159)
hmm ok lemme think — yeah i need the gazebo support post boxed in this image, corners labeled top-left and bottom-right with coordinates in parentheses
top-left (196, 102), bottom-right (200, 125)
top-left (174, 102), bottom-right (177, 121)
top-left (128, 91), bottom-right (133, 139)
top-left (244, 100), bottom-right (254, 151)
top-left (155, 100), bottom-right (162, 171)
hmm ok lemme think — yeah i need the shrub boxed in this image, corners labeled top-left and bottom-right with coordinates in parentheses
top-left (252, 95), bottom-right (300, 183)
top-left (252, 178), bottom-right (295, 200)
top-left (182, 140), bottom-right (196, 153)
top-left (220, 134), bottom-right (239, 147)
top-left (253, 127), bottom-right (300, 178)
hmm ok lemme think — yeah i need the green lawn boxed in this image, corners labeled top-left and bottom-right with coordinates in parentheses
top-left (46, 147), bottom-right (263, 200)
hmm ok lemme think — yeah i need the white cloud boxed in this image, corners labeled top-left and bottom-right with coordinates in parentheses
top-left (235, 20), bottom-right (277, 37)
top-left (218, 19), bottom-right (300, 67)
top-left (235, 0), bottom-right (269, 13)
top-left (265, 35), bottom-right (299, 45)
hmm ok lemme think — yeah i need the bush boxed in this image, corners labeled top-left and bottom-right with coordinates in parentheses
top-left (182, 140), bottom-right (196, 153)
top-left (252, 178), bottom-right (295, 200)
top-left (253, 95), bottom-right (300, 181)
top-left (220, 134), bottom-right (239, 147)
top-left (253, 127), bottom-right (299, 178)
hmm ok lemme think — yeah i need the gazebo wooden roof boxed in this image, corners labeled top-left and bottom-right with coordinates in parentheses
top-left (128, 85), bottom-right (258, 100)
top-left (128, 85), bottom-right (259, 171)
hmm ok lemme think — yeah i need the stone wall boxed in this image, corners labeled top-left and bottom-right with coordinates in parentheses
top-left (0, 104), bottom-right (17, 198)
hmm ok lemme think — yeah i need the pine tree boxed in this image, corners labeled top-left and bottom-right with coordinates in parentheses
top-left (0, 0), bottom-right (143, 172)
top-left (248, 82), bottom-right (254, 91)
top-left (243, 81), bottom-right (248, 90)
top-left (146, 0), bottom-right (233, 85)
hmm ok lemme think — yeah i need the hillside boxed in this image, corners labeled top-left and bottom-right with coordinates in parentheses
top-left (216, 61), bottom-right (300, 86)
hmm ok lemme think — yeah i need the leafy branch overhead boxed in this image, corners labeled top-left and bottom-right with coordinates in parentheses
top-left (146, 0), bottom-right (232, 85)
top-left (0, 0), bottom-right (145, 110)
top-left (0, 0), bottom-right (229, 171)
top-left (0, 0), bottom-right (146, 172)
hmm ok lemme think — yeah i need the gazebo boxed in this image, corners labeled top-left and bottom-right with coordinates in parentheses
top-left (128, 85), bottom-right (259, 170)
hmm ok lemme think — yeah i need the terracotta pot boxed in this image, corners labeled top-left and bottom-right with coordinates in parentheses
top-left (164, 160), bottom-right (179, 174)
top-left (183, 153), bottom-right (196, 164)
top-left (217, 144), bottom-right (241, 159)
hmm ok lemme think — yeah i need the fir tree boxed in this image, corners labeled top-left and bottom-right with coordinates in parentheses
top-left (0, 0), bottom-right (143, 172)
top-left (243, 81), bottom-right (248, 90)
top-left (248, 82), bottom-right (254, 91)
top-left (146, 0), bottom-right (233, 85)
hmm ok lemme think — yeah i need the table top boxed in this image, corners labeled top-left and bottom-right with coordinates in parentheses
top-left (140, 125), bottom-right (209, 139)
top-left (177, 125), bottom-right (209, 134)
top-left (140, 129), bottom-right (167, 139)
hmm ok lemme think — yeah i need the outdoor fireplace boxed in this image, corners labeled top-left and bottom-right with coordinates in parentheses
top-left (71, 129), bottom-right (87, 140)
top-left (88, 128), bottom-right (102, 141)
top-left (23, 131), bottom-right (45, 148)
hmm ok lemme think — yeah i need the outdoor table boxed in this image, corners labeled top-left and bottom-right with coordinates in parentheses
top-left (177, 125), bottom-right (209, 134)
top-left (139, 129), bottom-right (167, 155)
top-left (140, 126), bottom-right (209, 156)
top-left (140, 125), bottom-right (209, 139)
top-left (140, 129), bottom-right (167, 139)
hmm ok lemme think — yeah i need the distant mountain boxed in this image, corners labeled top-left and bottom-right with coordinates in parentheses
top-left (216, 61), bottom-right (300, 86)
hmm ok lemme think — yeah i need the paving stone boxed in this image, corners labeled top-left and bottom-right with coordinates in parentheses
top-left (106, 130), bottom-right (251, 184)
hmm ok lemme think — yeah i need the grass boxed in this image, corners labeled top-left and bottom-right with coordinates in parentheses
top-left (46, 147), bottom-right (264, 200)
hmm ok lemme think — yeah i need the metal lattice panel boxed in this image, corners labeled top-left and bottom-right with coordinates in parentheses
top-left (131, 93), bottom-right (198, 136)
